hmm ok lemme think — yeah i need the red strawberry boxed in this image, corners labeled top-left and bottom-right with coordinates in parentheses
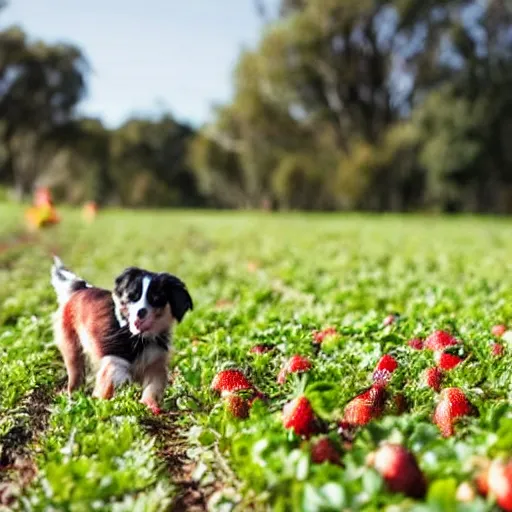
top-left (474, 457), bottom-right (491, 496)
top-left (211, 369), bottom-right (254, 396)
top-left (488, 459), bottom-right (512, 511)
top-left (282, 395), bottom-right (318, 438)
top-left (312, 327), bottom-right (337, 344)
top-left (424, 330), bottom-right (458, 352)
top-left (408, 338), bottom-right (424, 350)
top-left (476, 468), bottom-right (490, 496)
top-left (224, 394), bottom-right (250, 419)
top-left (373, 354), bottom-right (398, 384)
top-left (288, 355), bottom-right (312, 373)
top-left (492, 343), bottom-right (505, 357)
top-left (433, 387), bottom-right (472, 437)
top-left (277, 355), bottom-right (312, 384)
top-left (343, 385), bottom-right (387, 426)
top-left (375, 354), bottom-right (398, 373)
top-left (436, 351), bottom-right (464, 370)
top-left (492, 324), bottom-right (507, 337)
top-left (367, 443), bottom-right (426, 498)
top-left (249, 344), bottom-right (274, 355)
top-left (310, 437), bottom-right (341, 465)
top-left (423, 367), bottom-right (443, 392)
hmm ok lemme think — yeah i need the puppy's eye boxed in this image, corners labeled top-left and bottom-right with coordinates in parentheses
top-left (127, 292), bottom-right (139, 302)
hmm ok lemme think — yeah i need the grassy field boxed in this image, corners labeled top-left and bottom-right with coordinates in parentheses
top-left (2, 204), bottom-right (512, 511)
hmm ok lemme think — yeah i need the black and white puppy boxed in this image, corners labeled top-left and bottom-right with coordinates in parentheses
top-left (51, 257), bottom-right (193, 413)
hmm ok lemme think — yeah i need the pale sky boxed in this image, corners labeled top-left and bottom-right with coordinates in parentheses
top-left (2, 1), bottom-right (278, 128)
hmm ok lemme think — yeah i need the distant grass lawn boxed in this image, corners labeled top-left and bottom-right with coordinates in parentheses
top-left (2, 205), bottom-right (512, 511)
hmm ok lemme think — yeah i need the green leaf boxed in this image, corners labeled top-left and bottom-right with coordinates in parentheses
top-left (302, 482), bottom-right (345, 512)
top-left (362, 468), bottom-right (383, 497)
top-left (296, 452), bottom-right (310, 481)
top-left (426, 478), bottom-right (458, 510)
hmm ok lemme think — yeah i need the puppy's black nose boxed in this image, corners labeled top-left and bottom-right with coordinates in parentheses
top-left (137, 308), bottom-right (148, 319)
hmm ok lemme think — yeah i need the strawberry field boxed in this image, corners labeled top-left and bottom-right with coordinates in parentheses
top-left (2, 204), bottom-right (512, 511)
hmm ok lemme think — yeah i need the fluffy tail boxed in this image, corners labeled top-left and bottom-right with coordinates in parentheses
top-left (51, 255), bottom-right (91, 306)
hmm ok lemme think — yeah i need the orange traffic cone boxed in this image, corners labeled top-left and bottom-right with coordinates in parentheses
top-left (25, 187), bottom-right (60, 231)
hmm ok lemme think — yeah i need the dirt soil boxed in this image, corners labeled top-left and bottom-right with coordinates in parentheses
top-left (0, 387), bottom-right (53, 508)
top-left (142, 413), bottom-right (223, 512)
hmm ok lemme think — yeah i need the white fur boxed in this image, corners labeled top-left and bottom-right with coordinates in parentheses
top-left (127, 276), bottom-right (152, 334)
top-left (78, 326), bottom-right (100, 364)
top-left (132, 344), bottom-right (169, 382)
top-left (112, 293), bottom-right (128, 328)
top-left (51, 256), bottom-right (91, 306)
top-left (98, 355), bottom-right (132, 387)
top-left (138, 344), bottom-right (170, 407)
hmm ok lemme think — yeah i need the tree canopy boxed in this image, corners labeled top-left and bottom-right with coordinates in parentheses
top-left (1, 0), bottom-right (511, 212)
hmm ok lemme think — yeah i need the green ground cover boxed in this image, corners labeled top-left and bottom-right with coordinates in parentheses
top-left (1, 207), bottom-right (512, 511)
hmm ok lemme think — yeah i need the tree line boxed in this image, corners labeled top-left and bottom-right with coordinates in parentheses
top-left (1, 0), bottom-right (511, 212)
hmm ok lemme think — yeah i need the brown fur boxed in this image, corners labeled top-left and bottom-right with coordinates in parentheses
top-left (54, 287), bottom-right (171, 412)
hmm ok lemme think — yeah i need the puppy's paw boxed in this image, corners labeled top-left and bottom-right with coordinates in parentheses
top-left (92, 381), bottom-right (115, 400)
top-left (150, 405), bottom-right (162, 415)
top-left (141, 396), bottom-right (162, 415)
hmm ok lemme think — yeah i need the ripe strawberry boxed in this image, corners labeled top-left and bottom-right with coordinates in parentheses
top-left (423, 367), bottom-right (443, 392)
top-left (310, 437), bottom-right (341, 465)
top-left (408, 338), bottom-right (424, 350)
top-left (476, 469), bottom-right (489, 496)
top-left (375, 354), bottom-right (398, 373)
top-left (224, 394), bottom-right (250, 419)
top-left (433, 387), bottom-right (472, 437)
top-left (436, 351), bottom-right (464, 370)
top-left (488, 459), bottom-right (512, 511)
top-left (343, 385), bottom-right (387, 426)
top-left (277, 355), bottom-right (312, 384)
top-left (492, 343), bottom-right (504, 357)
top-left (312, 327), bottom-right (337, 344)
top-left (473, 457), bottom-right (491, 496)
top-left (372, 354), bottom-right (398, 384)
top-left (211, 369), bottom-right (254, 397)
top-left (424, 330), bottom-right (458, 352)
top-left (492, 324), bottom-right (507, 337)
top-left (249, 343), bottom-right (274, 355)
top-left (288, 355), bottom-right (312, 373)
top-left (282, 395), bottom-right (318, 438)
top-left (367, 443), bottom-right (426, 498)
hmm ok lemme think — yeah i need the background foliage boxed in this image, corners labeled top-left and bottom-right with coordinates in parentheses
top-left (0, 0), bottom-right (511, 212)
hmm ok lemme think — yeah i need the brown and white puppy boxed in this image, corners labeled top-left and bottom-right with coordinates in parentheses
top-left (50, 256), bottom-right (193, 413)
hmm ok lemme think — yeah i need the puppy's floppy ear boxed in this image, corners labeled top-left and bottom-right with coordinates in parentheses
top-left (114, 267), bottom-right (142, 296)
top-left (161, 273), bottom-right (193, 322)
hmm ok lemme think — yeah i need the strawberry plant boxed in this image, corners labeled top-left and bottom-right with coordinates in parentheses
top-left (1, 207), bottom-right (512, 510)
